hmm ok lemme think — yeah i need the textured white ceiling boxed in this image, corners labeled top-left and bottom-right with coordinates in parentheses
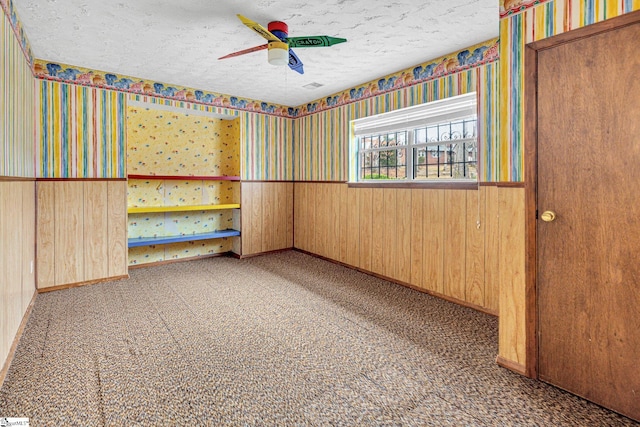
top-left (12, 0), bottom-right (499, 107)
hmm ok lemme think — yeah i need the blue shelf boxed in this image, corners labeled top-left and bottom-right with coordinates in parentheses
top-left (128, 229), bottom-right (240, 248)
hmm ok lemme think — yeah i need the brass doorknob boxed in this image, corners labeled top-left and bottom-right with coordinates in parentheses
top-left (541, 210), bottom-right (557, 222)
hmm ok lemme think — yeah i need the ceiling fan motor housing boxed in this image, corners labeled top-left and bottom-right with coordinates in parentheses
top-left (268, 21), bottom-right (288, 39)
top-left (267, 21), bottom-right (289, 66)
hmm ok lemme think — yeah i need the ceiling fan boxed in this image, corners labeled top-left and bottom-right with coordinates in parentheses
top-left (218, 14), bottom-right (347, 75)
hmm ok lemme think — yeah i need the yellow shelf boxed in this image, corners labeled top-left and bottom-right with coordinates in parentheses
top-left (128, 203), bottom-right (240, 214)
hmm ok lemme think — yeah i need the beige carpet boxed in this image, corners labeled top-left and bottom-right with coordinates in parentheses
top-left (0, 251), bottom-right (637, 426)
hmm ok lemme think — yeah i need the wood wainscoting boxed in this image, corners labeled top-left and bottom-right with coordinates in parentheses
top-left (0, 179), bottom-right (36, 382)
top-left (294, 182), bottom-right (527, 363)
top-left (36, 180), bottom-right (128, 290)
top-left (240, 182), bottom-right (294, 256)
top-left (496, 186), bottom-right (527, 373)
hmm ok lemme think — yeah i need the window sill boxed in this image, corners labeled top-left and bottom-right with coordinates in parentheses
top-left (348, 180), bottom-right (479, 190)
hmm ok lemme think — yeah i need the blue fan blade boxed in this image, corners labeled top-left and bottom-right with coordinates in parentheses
top-left (288, 49), bottom-right (304, 74)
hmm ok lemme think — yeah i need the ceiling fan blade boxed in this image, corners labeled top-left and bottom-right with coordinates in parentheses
top-left (287, 36), bottom-right (347, 48)
top-left (218, 44), bottom-right (268, 60)
top-left (288, 49), bottom-right (304, 74)
top-left (237, 14), bottom-right (281, 43)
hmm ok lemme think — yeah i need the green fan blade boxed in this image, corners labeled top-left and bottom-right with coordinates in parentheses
top-left (287, 36), bottom-right (347, 48)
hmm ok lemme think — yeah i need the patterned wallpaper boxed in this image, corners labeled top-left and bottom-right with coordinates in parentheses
top-left (128, 179), bottom-right (236, 209)
top-left (295, 44), bottom-right (500, 182)
top-left (479, 61), bottom-right (501, 183)
top-left (240, 111), bottom-right (294, 181)
top-left (36, 80), bottom-right (126, 178)
top-left (0, 8), bottom-right (34, 177)
top-left (0, 0), bottom-right (33, 65)
top-left (9, 0), bottom-right (637, 184)
top-left (126, 103), bottom-right (240, 265)
top-left (126, 104), bottom-right (240, 177)
top-left (498, 0), bottom-right (640, 182)
top-left (127, 95), bottom-right (292, 181)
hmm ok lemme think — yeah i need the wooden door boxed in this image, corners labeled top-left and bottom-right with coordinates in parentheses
top-left (534, 14), bottom-right (640, 421)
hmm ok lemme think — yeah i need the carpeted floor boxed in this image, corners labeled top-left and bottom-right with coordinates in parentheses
top-left (0, 251), bottom-right (637, 426)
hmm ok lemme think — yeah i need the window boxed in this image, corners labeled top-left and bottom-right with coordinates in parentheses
top-left (353, 92), bottom-right (478, 182)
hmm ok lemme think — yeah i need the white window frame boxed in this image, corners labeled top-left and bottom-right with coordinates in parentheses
top-left (352, 92), bottom-right (478, 183)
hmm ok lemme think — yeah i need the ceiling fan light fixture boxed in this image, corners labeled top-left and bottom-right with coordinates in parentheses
top-left (268, 41), bottom-right (289, 66)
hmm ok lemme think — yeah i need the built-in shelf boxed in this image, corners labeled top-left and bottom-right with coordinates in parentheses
top-left (127, 174), bottom-right (241, 253)
top-left (128, 174), bottom-right (241, 181)
top-left (127, 229), bottom-right (241, 248)
top-left (128, 203), bottom-right (240, 214)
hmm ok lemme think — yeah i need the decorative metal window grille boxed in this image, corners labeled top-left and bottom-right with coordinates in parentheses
top-left (353, 93), bottom-right (478, 182)
top-left (412, 118), bottom-right (477, 180)
top-left (359, 131), bottom-right (408, 180)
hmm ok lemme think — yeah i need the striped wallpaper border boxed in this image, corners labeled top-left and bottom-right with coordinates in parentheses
top-left (297, 38), bottom-right (499, 118)
top-left (34, 60), bottom-right (294, 119)
top-left (500, 0), bottom-right (553, 18)
top-left (32, 37), bottom-right (499, 121)
top-left (128, 95), bottom-right (240, 119)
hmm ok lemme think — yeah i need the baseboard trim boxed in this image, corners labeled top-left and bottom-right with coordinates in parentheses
top-left (496, 355), bottom-right (527, 375)
top-left (127, 252), bottom-right (231, 270)
top-left (236, 248), bottom-right (293, 259)
top-left (293, 248), bottom-right (499, 317)
top-left (0, 292), bottom-right (37, 389)
top-left (37, 274), bottom-right (129, 293)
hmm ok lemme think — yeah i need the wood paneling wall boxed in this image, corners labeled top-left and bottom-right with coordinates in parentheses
top-left (107, 182), bottom-right (128, 277)
top-left (241, 182), bottom-right (294, 256)
top-left (294, 183), bottom-right (525, 316)
top-left (497, 187), bottom-right (527, 371)
top-left (36, 180), bottom-right (128, 289)
top-left (54, 182), bottom-right (84, 285)
top-left (0, 181), bottom-right (36, 375)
